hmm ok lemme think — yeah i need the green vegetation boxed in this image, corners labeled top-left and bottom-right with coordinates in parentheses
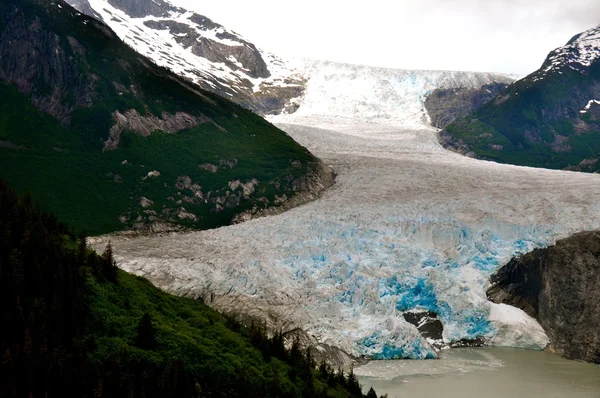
top-left (0, 0), bottom-right (320, 235)
top-left (442, 64), bottom-right (600, 171)
top-left (0, 180), bottom-right (384, 397)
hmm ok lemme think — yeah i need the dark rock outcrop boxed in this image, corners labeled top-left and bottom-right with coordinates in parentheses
top-left (107, 0), bottom-right (174, 18)
top-left (487, 231), bottom-right (600, 363)
top-left (402, 311), bottom-right (487, 350)
top-left (402, 311), bottom-right (444, 349)
top-left (425, 83), bottom-right (508, 129)
top-left (142, 18), bottom-right (270, 79)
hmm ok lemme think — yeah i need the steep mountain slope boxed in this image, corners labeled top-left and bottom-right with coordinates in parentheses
top-left (440, 24), bottom-right (600, 171)
top-left (0, 180), bottom-right (375, 397)
top-left (488, 231), bottom-right (600, 363)
top-left (0, 0), bottom-right (332, 235)
top-left (65, 0), bottom-right (305, 114)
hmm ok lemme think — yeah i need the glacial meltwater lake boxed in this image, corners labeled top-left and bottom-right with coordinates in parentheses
top-left (357, 348), bottom-right (600, 398)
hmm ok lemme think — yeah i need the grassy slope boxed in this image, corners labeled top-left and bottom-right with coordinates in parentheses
top-left (443, 65), bottom-right (600, 171)
top-left (0, 0), bottom-right (318, 235)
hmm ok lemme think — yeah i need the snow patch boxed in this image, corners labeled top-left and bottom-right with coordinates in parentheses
top-left (580, 99), bottom-right (600, 114)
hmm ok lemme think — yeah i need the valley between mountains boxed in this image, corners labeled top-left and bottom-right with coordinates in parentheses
top-left (5, 0), bottom-right (600, 370)
top-left (6, 0), bottom-right (600, 396)
top-left (93, 64), bottom-right (600, 362)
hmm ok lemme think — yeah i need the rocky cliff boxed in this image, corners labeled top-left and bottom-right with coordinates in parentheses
top-left (424, 82), bottom-right (508, 129)
top-left (487, 231), bottom-right (600, 363)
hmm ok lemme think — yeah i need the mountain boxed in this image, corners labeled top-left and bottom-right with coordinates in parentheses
top-left (65, 0), bottom-right (518, 124)
top-left (440, 24), bottom-right (600, 171)
top-left (65, 0), bottom-right (305, 114)
top-left (488, 231), bottom-right (600, 364)
top-left (0, 0), bottom-right (333, 235)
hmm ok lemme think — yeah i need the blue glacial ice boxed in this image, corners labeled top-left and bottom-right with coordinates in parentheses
top-left (96, 65), bottom-right (600, 359)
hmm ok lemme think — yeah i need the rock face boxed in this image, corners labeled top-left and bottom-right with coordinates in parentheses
top-left (0, 10), bottom-right (96, 124)
top-left (487, 231), bottom-right (600, 363)
top-left (441, 24), bottom-right (600, 172)
top-left (231, 160), bottom-right (336, 224)
top-left (281, 328), bottom-right (357, 368)
top-left (106, 0), bottom-right (173, 17)
top-left (402, 311), bottom-right (445, 349)
top-left (104, 109), bottom-right (208, 150)
top-left (424, 83), bottom-right (508, 129)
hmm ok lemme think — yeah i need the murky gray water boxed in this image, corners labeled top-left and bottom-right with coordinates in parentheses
top-left (357, 348), bottom-right (600, 398)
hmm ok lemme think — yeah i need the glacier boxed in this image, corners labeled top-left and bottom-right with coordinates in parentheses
top-left (93, 63), bottom-right (600, 360)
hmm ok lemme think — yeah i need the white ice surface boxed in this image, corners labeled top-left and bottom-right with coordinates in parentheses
top-left (487, 303), bottom-right (549, 349)
top-left (285, 61), bottom-right (513, 129)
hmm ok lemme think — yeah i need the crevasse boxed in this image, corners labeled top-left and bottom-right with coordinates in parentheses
top-left (99, 63), bottom-right (600, 359)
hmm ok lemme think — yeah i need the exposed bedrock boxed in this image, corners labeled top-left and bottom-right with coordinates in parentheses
top-left (488, 231), bottom-right (600, 363)
top-left (0, 10), bottom-right (96, 124)
top-left (424, 82), bottom-right (508, 129)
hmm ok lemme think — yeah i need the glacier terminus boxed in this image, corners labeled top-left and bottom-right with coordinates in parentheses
top-left (94, 63), bottom-right (600, 361)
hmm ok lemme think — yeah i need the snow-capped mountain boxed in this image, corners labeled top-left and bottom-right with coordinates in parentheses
top-left (531, 24), bottom-right (600, 81)
top-left (66, 0), bottom-right (305, 114)
top-left (441, 24), bottom-right (600, 172)
top-left (67, 0), bottom-right (515, 122)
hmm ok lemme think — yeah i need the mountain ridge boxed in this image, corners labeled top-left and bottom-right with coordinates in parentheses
top-left (66, 0), bottom-right (306, 114)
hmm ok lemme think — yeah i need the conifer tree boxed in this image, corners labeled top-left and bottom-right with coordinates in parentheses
top-left (101, 242), bottom-right (119, 283)
top-left (366, 387), bottom-right (378, 398)
top-left (136, 313), bottom-right (158, 350)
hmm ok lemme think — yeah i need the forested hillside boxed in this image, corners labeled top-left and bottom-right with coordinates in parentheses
top-left (0, 180), bottom-right (381, 397)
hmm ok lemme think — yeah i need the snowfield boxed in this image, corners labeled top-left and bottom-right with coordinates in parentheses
top-left (96, 66), bottom-right (600, 360)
